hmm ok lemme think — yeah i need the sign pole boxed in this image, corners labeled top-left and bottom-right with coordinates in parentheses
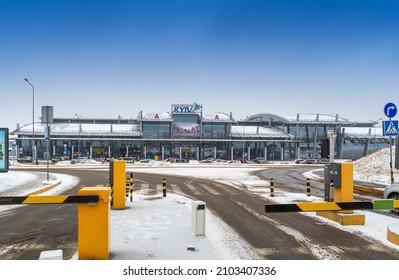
top-left (384, 102), bottom-right (398, 184)
top-left (390, 136), bottom-right (394, 184)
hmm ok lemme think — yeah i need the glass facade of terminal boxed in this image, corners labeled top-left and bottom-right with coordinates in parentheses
top-left (12, 105), bottom-right (389, 162)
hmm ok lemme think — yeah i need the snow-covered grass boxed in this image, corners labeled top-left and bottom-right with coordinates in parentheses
top-left (353, 147), bottom-right (398, 184)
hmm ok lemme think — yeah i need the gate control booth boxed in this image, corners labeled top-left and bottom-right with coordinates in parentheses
top-left (320, 162), bottom-right (365, 225)
top-left (324, 162), bottom-right (354, 204)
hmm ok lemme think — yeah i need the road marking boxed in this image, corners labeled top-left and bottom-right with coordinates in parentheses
top-left (201, 184), bottom-right (221, 195)
top-left (231, 199), bottom-right (343, 260)
top-left (255, 247), bottom-right (308, 256)
top-left (184, 177), bottom-right (198, 185)
top-left (139, 184), bottom-right (149, 195)
top-left (254, 248), bottom-right (278, 256)
top-left (214, 183), bottom-right (237, 195)
top-left (326, 246), bottom-right (345, 254)
top-left (171, 184), bottom-right (183, 194)
top-left (156, 184), bottom-right (163, 195)
top-left (186, 184), bottom-right (202, 195)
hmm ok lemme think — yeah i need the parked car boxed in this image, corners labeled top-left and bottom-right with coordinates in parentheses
top-left (137, 159), bottom-right (153, 164)
top-left (254, 159), bottom-right (273, 164)
top-left (383, 184), bottom-right (399, 213)
top-left (200, 158), bottom-right (215, 163)
top-left (226, 160), bottom-right (242, 164)
top-left (299, 159), bottom-right (319, 164)
top-left (294, 158), bottom-right (306, 164)
top-left (121, 157), bottom-right (134, 163)
top-left (17, 156), bottom-right (33, 163)
top-left (70, 157), bottom-right (86, 164)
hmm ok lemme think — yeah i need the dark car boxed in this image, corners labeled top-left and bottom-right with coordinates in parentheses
top-left (300, 159), bottom-right (319, 164)
top-left (294, 158), bottom-right (306, 164)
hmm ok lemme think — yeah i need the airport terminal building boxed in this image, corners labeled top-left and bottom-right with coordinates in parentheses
top-left (11, 104), bottom-right (388, 161)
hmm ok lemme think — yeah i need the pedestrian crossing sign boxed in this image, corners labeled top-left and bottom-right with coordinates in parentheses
top-left (383, 120), bottom-right (399, 136)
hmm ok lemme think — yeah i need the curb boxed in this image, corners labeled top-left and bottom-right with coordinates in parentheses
top-left (303, 170), bottom-right (384, 196)
top-left (27, 181), bottom-right (62, 196)
top-left (353, 184), bottom-right (384, 196)
top-left (387, 223), bottom-right (399, 246)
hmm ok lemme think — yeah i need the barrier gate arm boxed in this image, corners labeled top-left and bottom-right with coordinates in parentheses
top-left (0, 195), bottom-right (99, 205)
top-left (265, 199), bottom-right (399, 213)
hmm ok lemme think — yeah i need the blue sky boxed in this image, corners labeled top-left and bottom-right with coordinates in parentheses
top-left (1, 0), bottom-right (399, 130)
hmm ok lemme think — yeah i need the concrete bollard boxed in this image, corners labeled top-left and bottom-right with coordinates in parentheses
top-left (39, 249), bottom-right (63, 260)
top-left (191, 201), bottom-right (206, 236)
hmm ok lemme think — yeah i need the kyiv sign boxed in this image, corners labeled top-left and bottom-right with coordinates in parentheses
top-left (172, 103), bottom-right (202, 114)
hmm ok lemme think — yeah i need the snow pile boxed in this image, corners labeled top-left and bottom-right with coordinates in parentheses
top-left (0, 171), bottom-right (37, 194)
top-left (353, 147), bottom-right (397, 184)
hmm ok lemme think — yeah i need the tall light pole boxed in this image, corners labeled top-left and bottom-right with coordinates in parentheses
top-left (242, 124), bottom-right (245, 163)
top-left (24, 78), bottom-right (35, 165)
top-left (75, 114), bottom-right (81, 157)
top-left (369, 118), bottom-right (383, 137)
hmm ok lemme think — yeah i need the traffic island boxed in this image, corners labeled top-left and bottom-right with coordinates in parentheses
top-left (316, 211), bottom-right (365, 226)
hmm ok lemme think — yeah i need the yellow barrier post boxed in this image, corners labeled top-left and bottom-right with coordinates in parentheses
top-left (78, 187), bottom-right (111, 260)
top-left (112, 160), bottom-right (126, 209)
top-left (306, 178), bottom-right (311, 196)
top-left (333, 162), bottom-right (354, 204)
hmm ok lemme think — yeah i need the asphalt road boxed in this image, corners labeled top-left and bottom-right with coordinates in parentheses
top-left (1, 166), bottom-right (398, 260)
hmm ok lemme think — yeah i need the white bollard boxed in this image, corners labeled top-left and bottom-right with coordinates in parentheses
top-left (39, 249), bottom-right (63, 260)
top-left (191, 201), bottom-right (206, 236)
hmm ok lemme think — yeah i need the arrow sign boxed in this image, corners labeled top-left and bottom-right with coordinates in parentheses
top-left (384, 102), bottom-right (397, 118)
top-left (383, 120), bottom-right (399, 136)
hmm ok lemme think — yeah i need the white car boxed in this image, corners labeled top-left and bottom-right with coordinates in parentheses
top-left (383, 184), bottom-right (399, 213)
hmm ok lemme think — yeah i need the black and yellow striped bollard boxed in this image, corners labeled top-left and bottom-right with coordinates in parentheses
top-left (270, 178), bottom-right (275, 197)
top-left (162, 178), bottom-right (167, 197)
top-left (125, 177), bottom-right (130, 198)
top-left (306, 178), bottom-right (311, 196)
top-left (390, 162), bottom-right (395, 185)
top-left (110, 185), bottom-right (114, 207)
top-left (125, 173), bottom-right (134, 201)
top-left (130, 174), bottom-right (134, 202)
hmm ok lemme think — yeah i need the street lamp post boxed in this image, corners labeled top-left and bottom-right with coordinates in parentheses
top-left (24, 78), bottom-right (36, 165)
top-left (242, 124), bottom-right (245, 163)
top-left (75, 114), bottom-right (81, 157)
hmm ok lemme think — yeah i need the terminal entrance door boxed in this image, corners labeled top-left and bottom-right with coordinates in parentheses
top-left (172, 144), bottom-right (199, 161)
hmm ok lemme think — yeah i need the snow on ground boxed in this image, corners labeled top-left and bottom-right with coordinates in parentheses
top-left (127, 165), bottom-right (399, 252)
top-left (0, 171), bottom-right (80, 215)
top-left (353, 147), bottom-right (398, 184)
top-left (106, 193), bottom-right (258, 260)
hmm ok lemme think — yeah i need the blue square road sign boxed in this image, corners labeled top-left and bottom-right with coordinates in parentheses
top-left (383, 120), bottom-right (399, 136)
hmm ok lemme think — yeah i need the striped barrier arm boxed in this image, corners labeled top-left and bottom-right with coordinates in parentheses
top-left (0, 195), bottom-right (99, 205)
top-left (265, 199), bottom-right (399, 213)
